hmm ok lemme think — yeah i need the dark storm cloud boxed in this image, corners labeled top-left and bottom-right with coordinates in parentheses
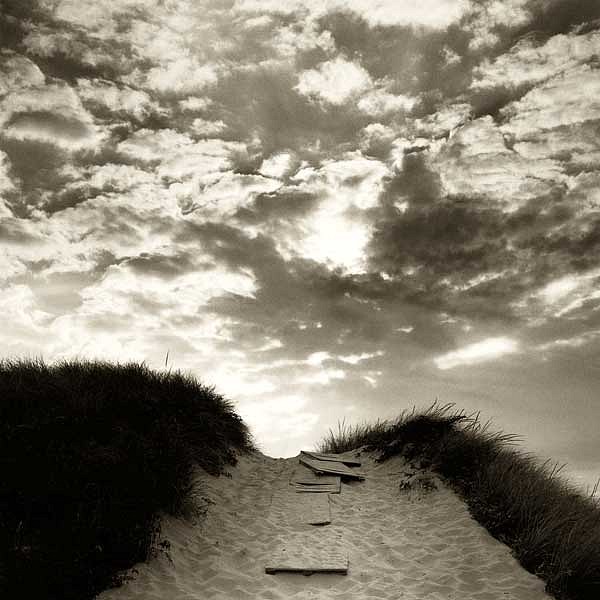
top-left (212, 65), bottom-right (370, 157)
top-left (172, 221), bottom-right (452, 369)
top-left (367, 149), bottom-right (599, 323)
top-left (1, 1), bottom-right (131, 81)
top-left (0, 138), bottom-right (71, 215)
top-left (523, 0), bottom-right (600, 37)
top-left (319, 11), bottom-right (471, 92)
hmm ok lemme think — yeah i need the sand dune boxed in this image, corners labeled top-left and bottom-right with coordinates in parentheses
top-left (98, 451), bottom-right (552, 600)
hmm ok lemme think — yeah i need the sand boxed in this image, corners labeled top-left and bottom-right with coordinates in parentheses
top-left (98, 451), bottom-right (553, 600)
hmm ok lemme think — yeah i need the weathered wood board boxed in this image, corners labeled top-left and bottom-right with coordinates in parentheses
top-left (292, 471), bottom-right (341, 493)
top-left (294, 479), bottom-right (341, 494)
top-left (301, 450), bottom-right (362, 467)
top-left (294, 474), bottom-right (339, 485)
top-left (265, 547), bottom-right (348, 575)
top-left (299, 455), bottom-right (365, 480)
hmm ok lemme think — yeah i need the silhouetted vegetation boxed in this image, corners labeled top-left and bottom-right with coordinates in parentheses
top-left (320, 403), bottom-right (600, 600)
top-left (0, 358), bottom-right (253, 600)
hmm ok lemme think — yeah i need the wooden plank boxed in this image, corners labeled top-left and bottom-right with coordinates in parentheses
top-left (294, 474), bottom-right (340, 485)
top-left (293, 475), bottom-right (341, 493)
top-left (301, 450), bottom-right (362, 467)
top-left (299, 455), bottom-right (365, 480)
top-left (265, 547), bottom-right (348, 575)
top-left (294, 484), bottom-right (340, 494)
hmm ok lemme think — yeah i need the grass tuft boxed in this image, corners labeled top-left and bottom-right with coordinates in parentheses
top-left (319, 402), bottom-right (600, 600)
top-left (0, 357), bottom-right (254, 600)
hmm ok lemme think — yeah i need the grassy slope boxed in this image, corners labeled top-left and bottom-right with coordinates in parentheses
top-left (319, 403), bottom-right (600, 600)
top-left (0, 358), bottom-right (253, 600)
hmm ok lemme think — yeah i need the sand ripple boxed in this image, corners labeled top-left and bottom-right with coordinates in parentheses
top-left (98, 451), bottom-right (553, 600)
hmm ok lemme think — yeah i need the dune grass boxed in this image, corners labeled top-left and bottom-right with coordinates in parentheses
top-left (319, 403), bottom-right (600, 600)
top-left (0, 357), bottom-right (253, 600)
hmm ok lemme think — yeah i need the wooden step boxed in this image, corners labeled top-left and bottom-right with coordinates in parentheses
top-left (265, 546), bottom-right (348, 575)
top-left (299, 454), bottom-right (365, 480)
top-left (301, 450), bottom-right (362, 467)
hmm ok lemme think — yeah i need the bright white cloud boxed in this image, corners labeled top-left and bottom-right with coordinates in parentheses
top-left (76, 78), bottom-right (165, 120)
top-left (186, 172), bottom-right (281, 218)
top-left (65, 163), bottom-right (156, 193)
top-left (413, 103), bottom-right (473, 138)
top-left (472, 30), bottom-right (600, 90)
top-left (281, 154), bottom-right (388, 272)
top-left (117, 128), bottom-right (194, 162)
top-left (539, 275), bottom-right (582, 304)
top-left (190, 118), bottom-right (227, 136)
top-left (178, 96), bottom-right (213, 112)
top-left (296, 57), bottom-right (372, 105)
top-left (434, 337), bottom-right (520, 369)
top-left (0, 285), bottom-right (53, 352)
top-left (338, 351), bottom-right (384, 364)
top-left (0, 151), bottom-right (16, 198)
top-left (535, 269), bottom-right (600, 318)
top-left (128, 58), bottom-right (219, 95)
top-left (358, 90), bottom-right (417, 116)
top-left (306, 351), bottom-right (331, 366)
top-left (0, 52), bottom-right (45, 94)
top-left (259, 153), bottom-right (295, 179)
top-left (435, 116), bottom-right (565, 210)
top-left (466, 0), bottom-right (530, 49)
top-left (237, 0), bottom-right (470, 28)
top-left (272, 20), bottom-right (334, 58)
top-left (501, 65), bottom-right (600, 137)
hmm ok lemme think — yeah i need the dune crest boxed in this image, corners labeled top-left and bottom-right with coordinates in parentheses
top-left (99, 451), bottom-right (552, 599)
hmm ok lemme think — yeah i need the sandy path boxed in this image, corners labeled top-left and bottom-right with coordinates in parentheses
top-left (98, 451), bottom-right (553, 600)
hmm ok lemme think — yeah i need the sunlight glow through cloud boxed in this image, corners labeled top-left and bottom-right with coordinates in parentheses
top-left (2, 0), bottom-right (600, 486)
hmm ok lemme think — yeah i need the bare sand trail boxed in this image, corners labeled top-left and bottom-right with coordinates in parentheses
top-left (98, 451), bottom-right (553, 600)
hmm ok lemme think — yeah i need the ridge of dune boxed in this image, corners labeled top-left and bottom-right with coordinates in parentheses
top-left (99, 451), bottom-right (552, 600)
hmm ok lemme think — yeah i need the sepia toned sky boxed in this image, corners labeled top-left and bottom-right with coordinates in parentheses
top-left (1, 0), bottom-right (600, 489)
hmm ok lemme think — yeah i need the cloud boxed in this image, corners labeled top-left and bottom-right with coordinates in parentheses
top-left (472, 29), bottom-right (600, 90)
top-left (258, 152), bottom-right (295, 179)
top-left (76, 78), bottom-right (166, 121)
top-left (3, 0), bottom-right (600, 472)
top-left (533, 269), bottom-right (600, 318)
top-left (236, 395), bottom-right (319, 454)
top-left (283, 154), bottom-right (388, 271)
top-left (0, 83), bottom-right (101, 150)
top-left (237, 0), bottom-right (471, 28)
top-left (0, 51), bottom-right (45, 94)
top-left (434, 336), bottom-right (520, 369)
top-left (178, 96), bottom-right (213, 112)
top-left (0, 151), bottom-right (17, 198)
top-left (296, 57), bottom-right (372, 105)
top-left (190, 118), bottom-right (227, 137)
top-left (434, 116), bottom-right (566, 210)
top-left (500, 65), bottom-right (600, 137)
top-left (357, 90), bottom-right (417, 117)
top-left (464, 0), bottom-right (531, 49)
top-left (125, 58), bottom-right (219, 96)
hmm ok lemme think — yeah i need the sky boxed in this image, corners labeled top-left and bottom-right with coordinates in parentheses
top-left (1, 0), bottom-right (600, 490)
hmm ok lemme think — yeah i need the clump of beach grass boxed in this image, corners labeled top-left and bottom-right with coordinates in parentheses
top-left (0, 357), bottom-right (253, 600)
top-left (319, 402), bottom-right (600, 600)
